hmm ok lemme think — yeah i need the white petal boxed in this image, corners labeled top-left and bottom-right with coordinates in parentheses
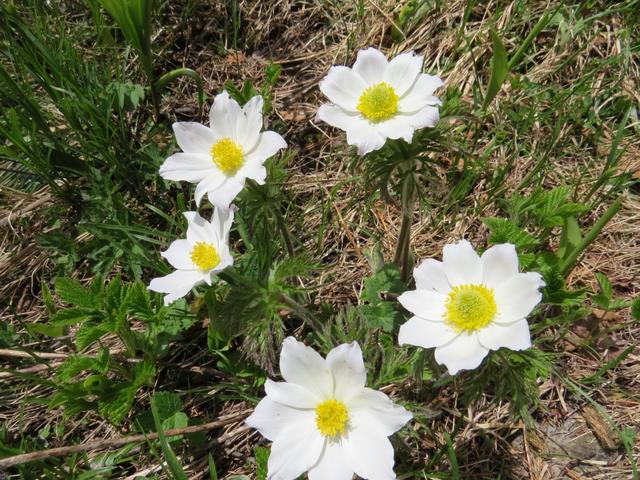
top-left (245, 130), bottom-right (287, 162)
top-left (326, 342), bottom-right (366, 402)
top-left (308, 441), bottom-right (353, 480)
top-left (477, 319), bottom-right (531, 351)
top-left (267, 412), bottom-right (324, 480)
top-left (172, 122), bottom-right (217, 153)
top-left (237, 95), bottom-right (263, 150)
top-left (210, 205), bottom-right (235, 244)
top-left (245, 397), bottom-right (307, 442)
top-left (319, 66), bottom-right (367, 111)
top-left (345, 125), bottom-right (387, 155)
top-left (207, 179), bottom-right (245, 211)
top-left (209, 90), bottom-right (242, 139)
top-left (494, 272), bottom-right (544, 323)
top-left (238, 162), bottom-right (267, 184)
top-left (434, 334), bottom-right (489, 375)
top-left (279, 337), bottom-right (333, 399)
top-left (148, 270), bottom-right (204, 305)
top-left (384, 51), bottom-right (423, 96)
top-left (264, 379), bottom-right (320, 409)
top-left (353, 47), bottom-right (388, 85)
top-left (375, 115), bottom-right (415, 143)
top-left (481, 244), bottom-right (519, 289)
top-left (398, 316), bottom-right (458, 348)
top-left (315, 104), bottom-right (363, 132)
top-left (403, 105), bottom-right (440, 129)
top-left (159, 153), bottom-right (212, 183)
top-left (397, 290), bottom-right (447, 321)
top-left (413, 259), bottom-right (451, 293)
top-left (442, 239), bottom-right (482, 286)
top-left (194, 174), bottom-right (226, 207)
top-left (348, 388), bottom-right (412, 436)
top-left (184, 211), bottom-right (214, 244)
top-left (161, 239), bottom-right (193, 270)
top-left (343, 422), bottom-right (396, 480)
top-left (398, 74), bottom-right (444, 113)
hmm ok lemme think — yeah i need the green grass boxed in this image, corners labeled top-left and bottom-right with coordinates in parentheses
top-left (1, 0), bottom-right (639, 478)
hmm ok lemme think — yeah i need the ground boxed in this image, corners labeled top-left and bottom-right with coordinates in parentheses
top-left (1, 0), bottom-right (639, 479)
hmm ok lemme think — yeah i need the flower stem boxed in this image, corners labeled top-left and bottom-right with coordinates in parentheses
top-left (392, 141), bottom-right (416, 282)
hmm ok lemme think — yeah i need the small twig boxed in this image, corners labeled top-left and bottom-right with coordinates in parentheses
top-left (0, 348), bottom-right (69, 360)
top-left (0, 409), bottom-right (252, 468)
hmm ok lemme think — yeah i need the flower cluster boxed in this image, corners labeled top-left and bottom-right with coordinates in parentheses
top-left (150, 47), bottom-right (546, 480)
top-left (149, 92), bottom-right (286, 304)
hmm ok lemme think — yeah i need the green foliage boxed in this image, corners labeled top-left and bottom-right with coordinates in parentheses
top-left (45, 276), bottom-right (194, 424)
top-left (225, 62), bottom-right (282, 114)
top-left (255, 446), bottom-right (269, 480)
top-left (150, 394), bottom-right (189, 480)
top-left (483, 29), bottom-right (509, 109)
top-left (359, 263), bottom-right (406, 332)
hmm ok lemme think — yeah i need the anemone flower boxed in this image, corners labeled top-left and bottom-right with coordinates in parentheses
top-left (316, 47), bottom-right (443, 155)
top-left (246, 337), bottom-right (412, 480)
top-left (159, 91), bottom-right (286, 210)
top-left (398, 240), bottom-right (545, 375)
top-left (148, 209), bottom-right (234, 305)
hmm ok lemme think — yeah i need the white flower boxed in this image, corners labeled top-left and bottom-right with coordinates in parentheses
top-left (397, 240), bottom-right (545, 375)
top-left (159, 91), bottom-right (287, 210)
top-left (246, 337), bottom-right (412, 480)
top-left (148, 208), bottom-right (234, 305)
top-left (316, 47), bottom-right (443, 156)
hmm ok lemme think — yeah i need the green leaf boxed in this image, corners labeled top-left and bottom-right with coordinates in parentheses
top-left (27, 322), bottom-right (65, 337)
top-left (57, 355), bottom-right (97, 382)
top-left (361, 263), bottom-right (405, 305)
top-left (631, 297), bottom-right (640, 321)
top-left (483, 217), bottom-right (539, 249)
top-left (558, 216), bottom-right (582, 260)
top-left (359, 303), bottom-right (397, 332)
top-left (255, 446), bottom-right (269, 480)
top-left (50, 307), bottom-right (92, 326)
top-left (151, 396), bottom-right (189, 480)
top-left (208, 454), bottom-right (219, 480)
top-left (98, 384), bottom-right (137, 425)
top-left (592, 272), bottom-right (613, 309)
top-left (41, 283), bottom-right (56, 314)
top-left (55, 277), bottom-right (94, 308)
top-left (483, 28), bottom-right (509, 109)
top-left (75, 321), bottom-right (112, 350)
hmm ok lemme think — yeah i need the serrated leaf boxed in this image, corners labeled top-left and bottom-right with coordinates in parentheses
top-left (55, 277), bottom-right (94, 308)
top-left (42, 283), bottom-right (57, 314)
top-left (98, 385), bottom-right (136, 425)
top-left (27, 323), bottom-right (65, 337)
top-left (75, 321), bottom-right (111, 351)
top-left (359, 303), bottom-right (397, 332)
top-left (483, 217), bottom-right (540, 249)
top-left (361, 263), bottom-right (405, 305)
top-left (50, 307), bottom-right (92, 326)
top-left (57, 355), bottom-right (97, 383)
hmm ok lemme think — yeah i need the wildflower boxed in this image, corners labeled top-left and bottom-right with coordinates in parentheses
top-left (397, 240), bottom-right (545, 375)
top-left (149, 208), bottom-right (234, 305)
top-left (159, 91), bottom-right (287, 209)
top-left (316, 47), bottom-right (443, 155)
top-left (246, 337), bottom-right (412, 480)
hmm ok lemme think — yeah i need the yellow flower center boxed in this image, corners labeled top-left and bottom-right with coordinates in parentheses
top-left (315, 399), bottom-right (349, 437)
top-left (210, 137), bottom-right (244, 175)
top-left (357, 82), bottom-right (399, 122)
top-left (444, 284), bottom-right (497, 333)
top-left (190, 242), bottom-right (220, 271)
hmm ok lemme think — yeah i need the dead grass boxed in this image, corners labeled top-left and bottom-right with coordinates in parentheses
top-left (1, 0), bottom-right (639, 478)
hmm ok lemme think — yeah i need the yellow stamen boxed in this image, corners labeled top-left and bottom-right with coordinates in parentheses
top-left (190, 242), bottom-right (220, 271)
top-left (210, 137), bottom-right (244, 175)
top-left (357, 82), bottom-right (399, 122)
top-left (315, 399), bottom-right (349, 437)
top-left (444, 284), bottom-right (497, 333)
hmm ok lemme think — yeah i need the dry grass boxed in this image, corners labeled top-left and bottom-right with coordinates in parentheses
top-left (1, 0), bottom-right (639, 478)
